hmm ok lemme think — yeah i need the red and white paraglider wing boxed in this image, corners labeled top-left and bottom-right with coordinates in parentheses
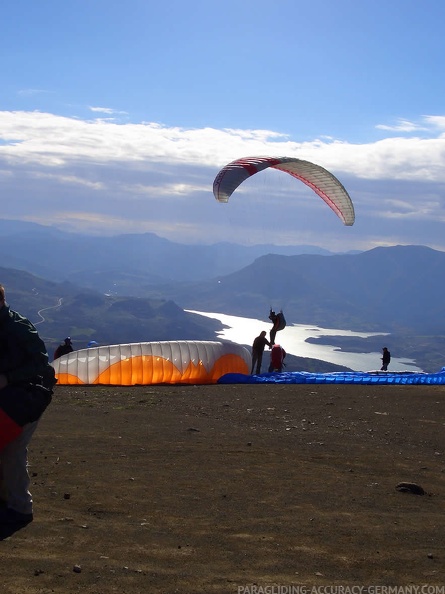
top-left (212, 157), bottom-right (282, 203)
top-left (272, 158), bottom-right (355, 226)
top-left (213, 156), bottom-right (355, 226)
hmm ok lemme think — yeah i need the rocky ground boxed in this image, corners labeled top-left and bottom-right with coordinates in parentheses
top-left (1, 382), bottom-right (445, 593)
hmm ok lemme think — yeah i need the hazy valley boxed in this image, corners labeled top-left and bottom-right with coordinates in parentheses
top-left (1, 221), bottom-right (444, 373)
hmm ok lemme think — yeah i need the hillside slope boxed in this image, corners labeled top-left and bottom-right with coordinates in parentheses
top-left (143, 245), bottom-right (445, 333)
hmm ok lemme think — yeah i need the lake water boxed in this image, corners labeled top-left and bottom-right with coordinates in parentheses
top-left (186, 310), bottom-right (423, 372)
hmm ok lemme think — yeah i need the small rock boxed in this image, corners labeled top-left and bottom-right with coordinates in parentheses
top-left (73, 565), bottom-right (82, 573)
top-left (395, 482), bottom-right (425, 495)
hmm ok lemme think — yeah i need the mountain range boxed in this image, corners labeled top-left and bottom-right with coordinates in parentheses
top-left (144, 245), bottom-right (445, 334)
top-left (0, 219), bottom-right (334, 291)
top-left (1, 220), bottom-right (444, 373)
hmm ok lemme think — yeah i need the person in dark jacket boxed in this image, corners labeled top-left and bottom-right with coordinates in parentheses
top-left (269, 310), bottom-right (279, 346)
top-left (269, 309), bottom-right (286, 346)
top-left (380, 347), bottom-right (391, 371)
top-left (251, 330), bottom-right (271, 375)
top-left (0, 284), bottom-right (56, 526)
top-left (53, 337), bottom-right (73, 360)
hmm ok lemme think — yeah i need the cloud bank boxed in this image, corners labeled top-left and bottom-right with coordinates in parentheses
top-left (1, 110), bottom-right (445, 252)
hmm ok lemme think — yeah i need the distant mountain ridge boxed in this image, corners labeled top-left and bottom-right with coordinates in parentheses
top-left (0, 265), bottom-right (351, 375)
top-left (1, 220), bottom-right (444, 373)
top-left (138, 244), bottom-right (445, 334)
top-left (0, 219), bottom-right (337, 293)
top-left (1, 220), bottom-right (443, 335)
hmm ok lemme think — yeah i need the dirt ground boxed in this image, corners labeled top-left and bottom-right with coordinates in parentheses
top-left (1, 382), bottom-right (445, 593)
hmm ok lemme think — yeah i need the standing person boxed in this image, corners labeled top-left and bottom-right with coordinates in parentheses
top-left (53, 337), bottom-right (73, 360)
top-left (251, 330), bottom-right (271, 375)
top-left (0, 284), bottom-right (56, 526)
top-left (269, 344), bottom-right (286, 373)
top-left (380, 347), bottom-right (391, 371)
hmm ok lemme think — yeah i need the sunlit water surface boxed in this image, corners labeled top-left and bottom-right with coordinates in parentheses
top-left (187, 311), bottom-right (423, 372)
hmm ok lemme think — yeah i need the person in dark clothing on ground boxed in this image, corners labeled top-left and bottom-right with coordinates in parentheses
top-left (380, 347), bottom-right (391, 371)
top-left (53, 337), bottom-right (73, 361)
top-left (0, 284), bottom-right (56, 526)
top-left (269, 344), bottom-right (286, 373)
top-left (251, 330), bottom-right (271, 375)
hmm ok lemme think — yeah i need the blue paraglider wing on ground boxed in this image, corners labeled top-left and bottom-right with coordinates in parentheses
top-left (218, 368), bottom-right (445, 386)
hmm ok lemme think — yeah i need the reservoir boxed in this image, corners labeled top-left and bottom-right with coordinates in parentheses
top-left (187, 311), bottom-right (423, 372)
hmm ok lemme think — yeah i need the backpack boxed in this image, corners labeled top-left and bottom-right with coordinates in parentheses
top-left (276, 311), bottom-right (286, 331)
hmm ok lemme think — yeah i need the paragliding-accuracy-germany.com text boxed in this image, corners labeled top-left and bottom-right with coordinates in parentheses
top-left (237, 586), bottom-right (445, 594)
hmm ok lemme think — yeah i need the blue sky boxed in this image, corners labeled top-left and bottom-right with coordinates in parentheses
top-left (2, 0), bottom-right (445, 252)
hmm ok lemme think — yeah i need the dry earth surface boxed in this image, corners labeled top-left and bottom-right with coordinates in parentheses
top-left (1, 382), bottom-right (445, 593)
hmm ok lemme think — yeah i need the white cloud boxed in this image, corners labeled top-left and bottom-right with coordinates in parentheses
top-left (421, 115), bottom-right (445, 129)
top-left (375, 118), bottom-right (428, 133)
top-left (122, 182), bottom-right (209, 197)
top-left (17, 89), bottom-right (50, 96)
top-left (1, 111), bottom-right (445, 180)
top-left (376, 114), bottom-right (445, 136)
top-left (1, 110), bottom-right (445, 251)
top-left (88, 106), bottom-right (128, 115)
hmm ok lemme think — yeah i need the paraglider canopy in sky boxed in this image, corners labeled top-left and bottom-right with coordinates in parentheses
top-left (213, 156), bottom-right (355, 226)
